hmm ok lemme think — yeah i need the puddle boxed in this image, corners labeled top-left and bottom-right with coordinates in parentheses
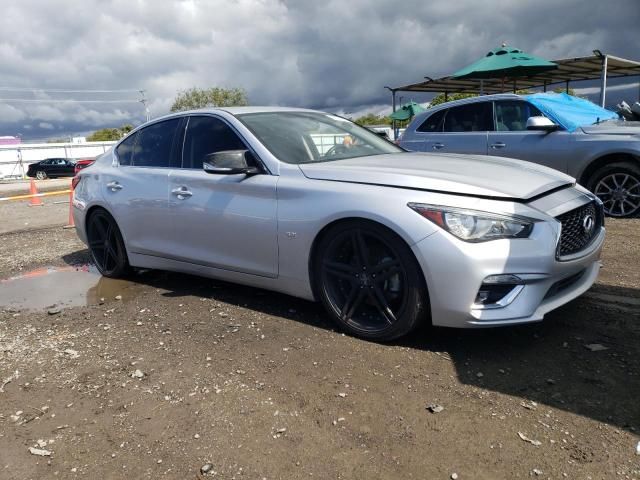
top-left (0, 265), bottom-right (140, 311)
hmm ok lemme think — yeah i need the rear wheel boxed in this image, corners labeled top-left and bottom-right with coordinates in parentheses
top-left (588, 162), bottom-right (640, 217)
top-left (87, 209), bottom-right (130, 278)
top-left (313, 220), bottom-right (428, 341)
top-left (35, 170), bottom-right (47, 180)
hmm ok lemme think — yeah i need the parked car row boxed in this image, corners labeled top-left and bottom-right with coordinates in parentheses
top-left (72, 106), bottom-right (605, 341)
top-left (398, 93), bottom-right (640, 217)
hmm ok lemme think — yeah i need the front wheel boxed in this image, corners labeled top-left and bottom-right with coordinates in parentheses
top-left (588, 162), bottom-right (640, 218)
top-left (313, 220), bottom-right (428, 341)
top-left (35, 170), bottom-right (47, 180)
top-left (86, 209), bottom-right (130, 278)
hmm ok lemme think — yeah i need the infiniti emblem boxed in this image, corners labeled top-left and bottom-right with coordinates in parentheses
top-left (582, 214), bottom-right (595, 235)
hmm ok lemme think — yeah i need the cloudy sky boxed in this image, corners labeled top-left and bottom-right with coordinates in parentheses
top-left (0, 0), bottom-right (639, 140)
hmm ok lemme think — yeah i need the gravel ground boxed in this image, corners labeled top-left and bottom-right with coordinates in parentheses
top-left (0, 214), bottom-right (638, 479)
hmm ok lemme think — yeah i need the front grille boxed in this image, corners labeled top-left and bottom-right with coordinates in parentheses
top-left (556, 201), bottom-right (602, 258)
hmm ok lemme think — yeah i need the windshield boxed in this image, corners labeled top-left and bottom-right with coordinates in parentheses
top-left (236, 112), bottom-right (402, 164)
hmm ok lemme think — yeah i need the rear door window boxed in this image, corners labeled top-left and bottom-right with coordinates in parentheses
top-left (416, 109), bottom-right (446, 133)
top-left (132, 118), bottom-right (182, 168)
top-left (181, 116), bottom-right (248, 169)
top-left (116, 133), bottom-right (137, 166)
top-left (443, 102), bottom-right (493, 132)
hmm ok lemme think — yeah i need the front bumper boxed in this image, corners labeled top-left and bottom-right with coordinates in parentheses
top-left (411, 221), bottom-right (605, 328)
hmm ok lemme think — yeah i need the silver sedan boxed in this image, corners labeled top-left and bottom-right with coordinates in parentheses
top-left (72, 107), bottom-right (605, 341)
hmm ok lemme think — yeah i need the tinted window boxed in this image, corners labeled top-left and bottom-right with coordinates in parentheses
top-left (182, 116), bottom-right (247, 169)
top-left (132, 118), bottom-right (181, 168)
top-left (443, 102), bottom-right (493, 132)
top-left (495, 101), bottom-right (543, 131)
top-left (116, 133), bottom-right (137, 166)
top-left (416, 109), bottom-right (446, 133)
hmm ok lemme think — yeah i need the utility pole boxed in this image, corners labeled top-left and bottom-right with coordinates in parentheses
top-left (139, 90), bottom-right (150, 122)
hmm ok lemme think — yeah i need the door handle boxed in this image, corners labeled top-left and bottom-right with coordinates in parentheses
top-left (171, 187), bottom-right (192, 199)
top-left (106, 181), bottom-right (123, 191)
top-left (432, 143), bottom-right (445, 150)
top-left (490, 142), bottom-right (506, 149)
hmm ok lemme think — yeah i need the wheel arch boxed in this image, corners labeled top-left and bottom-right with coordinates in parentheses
top-left (307, 216), bottom-right (429, 304)
top-left (83, 203), bottom-right (131, 253)
top-left (84, 204), bottom-right (113, 231)
top-left (578, 152), bottom-right (640, 187)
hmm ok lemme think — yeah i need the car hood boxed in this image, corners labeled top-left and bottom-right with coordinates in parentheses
top-left (298, 152), bottom-right (575, 200)
top-left (580, 121), bottom-right (640, 136)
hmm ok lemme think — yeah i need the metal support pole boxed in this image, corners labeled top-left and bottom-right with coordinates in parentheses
top-left (513, 80), bottom-right (517, 93)
top-left (543, 81), bottom-right (547, 93)
top-left (566, 80), bottom-right (570, 94)
top-left (480, 80), bottom-right (484, 95)
top-left (139, 90), bottom-right (150, 122)
top-left (599, 55), bottom-right (608, 107)
top-left (444, 92), bottom-right (448, 102)
top-left (384, 86), bottom-right (397, 141)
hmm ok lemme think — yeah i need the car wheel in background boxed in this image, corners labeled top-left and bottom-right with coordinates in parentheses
top-left (35, 170), bottom-right (47, 180)
top-left (588, 162), bottom-right (640, 217)
top-left (314, 220), bottom-right (428, 341)
top-left (87, 209), bottom-right (131, 278)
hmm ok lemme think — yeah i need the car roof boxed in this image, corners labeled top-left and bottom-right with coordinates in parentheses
top-left (428, 93), bottom-right (524, 111)
top-left (151, 106), bottom-right (323, 124)
top-left (115, 106), bottom-right (333, 149)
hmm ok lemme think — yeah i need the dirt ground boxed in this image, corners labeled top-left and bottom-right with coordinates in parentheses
top-left (0, 199), bottom-right (639, 479)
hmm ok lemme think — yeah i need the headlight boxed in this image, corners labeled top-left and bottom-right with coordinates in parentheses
top-left (408, 203), bottom-right (535, 242)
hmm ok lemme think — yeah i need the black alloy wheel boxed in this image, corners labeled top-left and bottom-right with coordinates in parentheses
top-left (314, 221), bottom-right (427, 341)
top-left (87, 209), bottom-right (130, 278)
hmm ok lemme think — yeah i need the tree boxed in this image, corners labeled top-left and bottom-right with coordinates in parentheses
top-left (354, 113), bottom-right (391, 126)
top-left (428, 92), bottom-right (477, 108)
top-left (553, 87), bottom-right (577, 96)
top-left (87, 124), bottom-right (134, 142)
top-left (170, 87), bottom-right (249, 112)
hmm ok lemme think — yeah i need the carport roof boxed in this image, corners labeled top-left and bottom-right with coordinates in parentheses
top-left (392, 54), bottom-right (640, 94)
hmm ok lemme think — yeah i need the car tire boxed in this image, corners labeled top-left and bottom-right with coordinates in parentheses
top-left (35, 171), bottom-right (47, 180)
top-left (587, 162), bottom-right (640, 218)
top-left (86, 209), bottom-right (131, 278)
top-left (313, 220), bottom-right (428, 341)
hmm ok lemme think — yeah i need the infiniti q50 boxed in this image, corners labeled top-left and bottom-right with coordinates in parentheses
top-left (72, 107), bottom-right (605, 341)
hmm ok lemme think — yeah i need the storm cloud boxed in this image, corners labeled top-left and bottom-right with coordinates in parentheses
top-left (0, 0), bottom-right (638, 139)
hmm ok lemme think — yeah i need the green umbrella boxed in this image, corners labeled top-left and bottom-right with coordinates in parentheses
top-left (452, 44), bottom-right (557, 79)
top-left (389, 101), bottom-right (426, 121)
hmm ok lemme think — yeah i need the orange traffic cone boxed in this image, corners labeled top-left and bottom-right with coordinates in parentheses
top-left (28, 179), bottom-right (44, 207)
top-left (64, 184), bottom-right (75, 229)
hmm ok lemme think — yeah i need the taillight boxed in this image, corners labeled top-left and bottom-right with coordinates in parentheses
top-left (71, 176), bottom-right (82, 190)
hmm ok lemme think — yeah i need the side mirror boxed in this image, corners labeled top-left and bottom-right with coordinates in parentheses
top-left (526, 116), bottom-right (559, 132)
top-left (203, 150), bottom-right (260, 175)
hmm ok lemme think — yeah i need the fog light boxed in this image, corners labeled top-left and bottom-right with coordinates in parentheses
top-left (475, 284), bottom-right (519, 305)
top-left (473, 275), bottom-right (524, 309)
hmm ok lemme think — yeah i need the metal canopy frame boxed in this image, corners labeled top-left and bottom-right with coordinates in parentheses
top-left (391, 53), bottom-right (640, 105)
top-left (385, 53), bottom-right (640, 140)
